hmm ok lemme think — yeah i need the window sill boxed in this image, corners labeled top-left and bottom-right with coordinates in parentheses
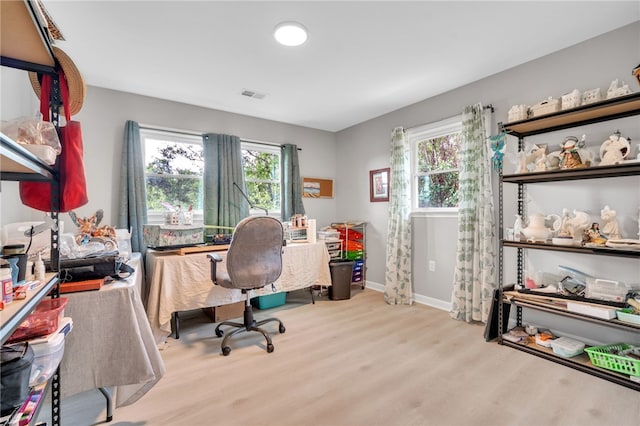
top-left (411, 209), bottom-right (459, 219)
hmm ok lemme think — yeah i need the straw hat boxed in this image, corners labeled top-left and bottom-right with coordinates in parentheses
top-left (28, 46), bottom-right (86, 116)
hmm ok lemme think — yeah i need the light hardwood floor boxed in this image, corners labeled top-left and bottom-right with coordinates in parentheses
top-left (42, 288), bottom-right (639, 426)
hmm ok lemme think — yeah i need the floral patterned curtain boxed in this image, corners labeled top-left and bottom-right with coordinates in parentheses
top-left (450, 104), bottom-right (496, 323)
top-left (384, 127), bottom-right (413, 305)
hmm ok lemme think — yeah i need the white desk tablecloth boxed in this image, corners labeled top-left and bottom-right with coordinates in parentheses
top-left (146, 242), bottom-right (331, 345)
top-left (60, 253), bottom-right (165, 407)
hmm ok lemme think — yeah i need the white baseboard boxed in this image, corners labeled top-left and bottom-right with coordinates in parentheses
top-left (363, 281), bottom-right (452, 312)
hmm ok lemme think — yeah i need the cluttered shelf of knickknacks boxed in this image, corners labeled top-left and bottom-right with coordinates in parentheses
top-left (501, 288), bottom-right (640, 391)
top-left (502, 240), bottom-right (640, 259)
top-left (0, 273), bottom-right (59, 344)
top-left (502, 160), bottom-right (640, 183)
top-left (502, 91), bottom-right (640, 138)
top-left (503, 290), bottom-right (640, 331)
top-left (500, 335), bottom-right (640, 391)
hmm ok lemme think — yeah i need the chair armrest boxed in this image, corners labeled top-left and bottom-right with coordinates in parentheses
top-left (207, 253), bottom-right (223, 284)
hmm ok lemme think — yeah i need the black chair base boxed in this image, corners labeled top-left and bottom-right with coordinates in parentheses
top-left (215, 299), bottom-right (285, 356)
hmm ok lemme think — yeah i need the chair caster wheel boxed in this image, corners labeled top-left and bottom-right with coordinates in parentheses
top-left (279, 324), bottom-right (286, 333)
top-left (267, 343), bottom-right (274, 353)
top-left (222, 346), bottom-right (231, 356)
top-left (215, 329), bottom-right (223, 338)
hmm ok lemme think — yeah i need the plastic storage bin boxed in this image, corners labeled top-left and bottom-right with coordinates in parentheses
top-left (252, 292), bottom-right (286, 309)
top-left (550, 337), bottom-right (585, 358)
top-left (7, 298), bottom-right (68, 343)
top-left (584, 343), bottom-right (640, 376)
top-left (28, 331), bottom-right (65, 386)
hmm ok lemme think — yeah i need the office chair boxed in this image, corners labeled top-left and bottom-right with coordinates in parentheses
top-left (207, 216), bottom-right (286, 356)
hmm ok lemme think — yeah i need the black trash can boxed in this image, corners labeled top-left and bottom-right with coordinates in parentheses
top-left (329, 259), bottom-right (355, 300)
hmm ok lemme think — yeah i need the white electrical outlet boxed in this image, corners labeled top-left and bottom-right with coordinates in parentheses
top-left (428, 260), bottom-right (436, 272)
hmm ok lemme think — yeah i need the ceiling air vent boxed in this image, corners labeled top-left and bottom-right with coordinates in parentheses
top-left (241, 89), bottom-right (266, 100)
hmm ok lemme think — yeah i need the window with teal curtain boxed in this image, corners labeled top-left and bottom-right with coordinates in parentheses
top-left (281, 143), bottom-right (305, 221)
top-left (202, 133), bottom-right (249, 232)
top-left (118, 120), bottom-right (148, 254)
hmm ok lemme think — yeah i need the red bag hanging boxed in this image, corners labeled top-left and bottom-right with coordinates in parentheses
top-left (19, 69), bottom-right (88, 212)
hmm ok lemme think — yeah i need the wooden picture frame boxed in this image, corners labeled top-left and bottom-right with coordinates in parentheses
top-left (302, 177), bottom-right (334, 198)
top-left (369, 168), bottom-right (390, 202)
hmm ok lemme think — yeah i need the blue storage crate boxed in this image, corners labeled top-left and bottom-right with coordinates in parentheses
top-left (252, 292), bottom-right (287, 309)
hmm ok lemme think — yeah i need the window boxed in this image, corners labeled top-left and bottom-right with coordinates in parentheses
top-left (141, 129), bottom-right (281, 222)
top-left (241, 142), bottom-right (281, 215)
top-left (141, 129), bottom-right (204, 223)
top-left (409, 116), bottom-right (462, 212)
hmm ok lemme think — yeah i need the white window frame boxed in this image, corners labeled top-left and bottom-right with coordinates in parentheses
top-left (140, 128), bottom-right (204, 225)
top-left (140, 129), bottom-right (284, 222)
top-left (240, 140), bottom-right (282, 217)
top-left (408, 115), bottom-right (462, 217)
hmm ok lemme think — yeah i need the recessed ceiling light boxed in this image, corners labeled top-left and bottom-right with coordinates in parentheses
top-left (274, 22), bottom-right (308, 47)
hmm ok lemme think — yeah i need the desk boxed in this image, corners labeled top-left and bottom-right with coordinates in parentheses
top-left (59, 253), bottom-right (165, 407)
top-left (146, 242), bottom-right (331, 346)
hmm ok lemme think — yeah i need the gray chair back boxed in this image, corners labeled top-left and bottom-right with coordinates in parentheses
top-left (225, 216), bottom-right (284, 290)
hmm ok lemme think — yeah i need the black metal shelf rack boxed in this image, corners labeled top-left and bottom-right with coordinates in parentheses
top-left (1, 1), bottom-right (65, 424)
top-left (497, 92), bottom-right (640, 391)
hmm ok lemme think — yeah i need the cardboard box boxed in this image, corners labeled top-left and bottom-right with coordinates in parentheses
top-left (143, 224), bottom-right (203, 248)
top-left (202, 301), bottom-right (245, 322)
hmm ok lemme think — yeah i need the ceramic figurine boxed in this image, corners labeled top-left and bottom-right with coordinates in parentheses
top-left (599, 131), bottom-right (630, 166)
top-left (559, 136), bottom-right (589, 169)
top-left (601, 205), bottom-right (622, 240)
top-left (520, 144), bottom-right (547, 173)
top-left (556, 208), bottom-right (573, 238)
top-left (521, 213), bottom-right (560, 242)
top-left (606, 79), bottom-right (632, 99)
top-left (545, 151), bottom-right (561, 170)
top-left (564, 209), bottom-right (591, 239)
top-left (582, 222), bottom-right (607, 246)
top-left (514, 214), bottom-right (523, 240)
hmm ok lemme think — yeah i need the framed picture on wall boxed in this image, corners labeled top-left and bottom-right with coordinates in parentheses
top-left (302, 177), bottom-right (334, 198)
top-left (369, 168), bottom-right (390, 202)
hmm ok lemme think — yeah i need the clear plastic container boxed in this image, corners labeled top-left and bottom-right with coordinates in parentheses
top-left (551, 336), bottom-right (585, 358)
top-left (28, 331), bottom-right (65, 386)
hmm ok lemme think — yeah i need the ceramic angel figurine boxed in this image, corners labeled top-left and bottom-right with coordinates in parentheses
top-left (556, 208), bottom-right (573, 238)
top-left (601, 205), bottom-right (622, 240)
top-left (599, 131), bottom-right (630, 166)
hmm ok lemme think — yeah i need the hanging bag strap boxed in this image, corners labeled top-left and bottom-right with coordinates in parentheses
top-left (38, 68), bottom-right (72, 123)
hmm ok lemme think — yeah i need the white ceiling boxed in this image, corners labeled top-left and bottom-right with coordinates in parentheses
top-left (43, 1), bottom-right (640, 132)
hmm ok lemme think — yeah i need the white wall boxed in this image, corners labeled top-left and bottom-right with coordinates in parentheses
top-left (335, 21), bottom-right (640, 311)
top-left (1, 66), bottom-right (41, 226)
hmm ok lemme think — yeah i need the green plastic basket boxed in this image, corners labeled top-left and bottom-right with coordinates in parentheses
top-left (584, 343), bottom-right (640, 376)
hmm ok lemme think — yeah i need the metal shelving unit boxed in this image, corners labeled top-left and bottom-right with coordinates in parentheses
top-left (331, 221), bottom-right (366, 288)
top-left (497, 92), bottom-right (640, 392)
top-left (1, 1), bottom-right (65, 423)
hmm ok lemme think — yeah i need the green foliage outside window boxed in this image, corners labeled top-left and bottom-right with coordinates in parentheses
top-left (145, 142), bottom-right (203, 211)
top-left (242, 149), bottom-right (281, 212)
top-left (416, 133), bottom-right (461, 208)
top-left (143, 135), bottom-right (282, 216)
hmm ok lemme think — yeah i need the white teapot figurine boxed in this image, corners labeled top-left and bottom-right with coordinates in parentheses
top-left (521, 213), bottom-right (560, 242)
